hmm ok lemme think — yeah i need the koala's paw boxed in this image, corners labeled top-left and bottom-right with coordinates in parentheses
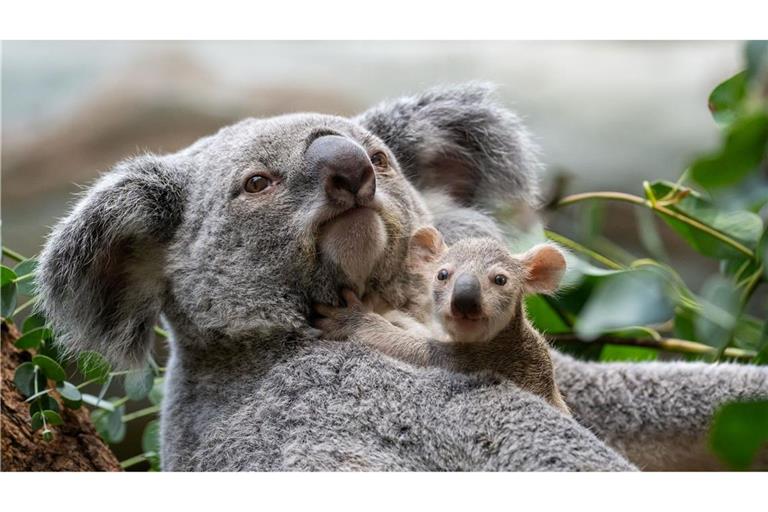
top-left (314, 289), bottom-right (373, 341)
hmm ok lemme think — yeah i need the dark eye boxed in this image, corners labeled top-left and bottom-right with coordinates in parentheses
top-left (370, 151), bottom-right (388, 169)
top-left (494, 274), bottom-right (507, 286)
top-left (244, 175), bottom-right (272, 194)
top-left (437, 269), bottom-right (449, 281)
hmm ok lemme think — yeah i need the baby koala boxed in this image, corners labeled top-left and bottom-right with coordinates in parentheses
top-left (316, 226), bottom-right (570, 414)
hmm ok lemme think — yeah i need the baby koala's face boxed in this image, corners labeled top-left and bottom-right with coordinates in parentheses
top-left (407, 227), bottom-right (566, 343)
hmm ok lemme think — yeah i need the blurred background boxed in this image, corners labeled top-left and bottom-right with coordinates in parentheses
top-left (3, 41), bottom-right (742, 257)
top-left (1, 41), bottom-right (754, 466)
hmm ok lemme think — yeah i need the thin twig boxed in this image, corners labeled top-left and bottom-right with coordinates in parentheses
top-left (557, 191), bottom-right (755, 258)
top-left (2, 247), bottom-right (26, 263)
top-left (549, 333), bottom-right (757, 360)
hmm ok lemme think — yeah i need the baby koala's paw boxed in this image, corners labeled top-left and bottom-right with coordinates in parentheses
top-left (313, 289), bottom-right (373, 341)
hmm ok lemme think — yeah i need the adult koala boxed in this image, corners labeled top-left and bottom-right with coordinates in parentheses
top-left (38, 84), bottom-right (767, 471)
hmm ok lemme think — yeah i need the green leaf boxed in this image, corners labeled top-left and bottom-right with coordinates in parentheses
top-left (1, 265), bottom-right (17, 286)
top-left (1, 282), bottom-right (17, 319)
top-left (708, 71), bottom-right (747, 128)
top-left (575, 268), bottom-right (674, 340)
top-left (15, 326), bottom-right (53, 350)
top-left (694, 276), bottom-right (740, 352)
top-left (710, 400), bottom-right (768, 470)
top-left (30, 410), bottom-right (63, 431)
top-left (689, 113), bottom-right (768, 190)
top-left (148, 377), bottom-right (164, 406)
top-left (56, 381), bottom-right (82, 408)
top-left (124, 365), bottom-right (154, 401)
top-left (22, 312), bottom-right (46, 333)
top-left (92, 403), bottom-right (126, 444)
top-left (31, 394), bottom-right (60, 414)
top-left (77, 351), bottom-right (111, 383)
top-left (13, 362), bottom-right (47, 398)
top-left (599, 344), bottom-right (658, 362)
top-left (142, 419), bottom-right (161, 454)
top-left (647, 181), bottom-right (763, 259)
top-left (32, 354), bottom-right (67, 382)
top-left (525, 294), bottom-right (570, 334)
top-left (13, 258), bottom-right (38, 296)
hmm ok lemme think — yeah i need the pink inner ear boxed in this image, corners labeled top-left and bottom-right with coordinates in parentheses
top-left (409, 226), bottom-right (445, 263)
top-left (525, 245), bottom-right (566, 293)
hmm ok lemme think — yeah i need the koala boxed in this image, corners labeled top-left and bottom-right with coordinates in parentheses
top-left (316, 228), bottom-right (570, 413)
top-left (36, 83), bottom-right (767, 471)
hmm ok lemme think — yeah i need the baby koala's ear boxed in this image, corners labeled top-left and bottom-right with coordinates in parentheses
top-left (407, 226), bottom-right (447, 267)
top-left (521, 244), bottom-right (567, 294)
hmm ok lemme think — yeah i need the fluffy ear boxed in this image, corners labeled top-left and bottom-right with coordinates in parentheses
top-left (37, 155), bottom-right (186, 367)
top-left (521, 244), bottom-right (566, 294)
top-left (407, 226), bottom-right (447, 268)
top-left (355, 82), bottom-right (541, 208)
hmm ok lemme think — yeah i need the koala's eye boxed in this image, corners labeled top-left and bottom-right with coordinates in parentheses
top-left (494, 274), bottom-right (508, 286)
top-left (244, 175), bottom-right (272, 194)
top-left (370, 151), bottom-right (388, 169)
top-left (437, 269), bottom-right (449, 281)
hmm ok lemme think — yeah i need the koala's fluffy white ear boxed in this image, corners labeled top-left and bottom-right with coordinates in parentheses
top-left (521, 244), bottom-right (566, 294)
top-left (407, 226), bottom-right (447, 267)
top-left (37, 155), bottom-right (186, 367)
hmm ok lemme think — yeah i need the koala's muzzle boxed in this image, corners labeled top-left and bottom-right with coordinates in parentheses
top-left (306, 135), bottom-right (376, 207)
top-left (451, 273), bottom-right (483, 319)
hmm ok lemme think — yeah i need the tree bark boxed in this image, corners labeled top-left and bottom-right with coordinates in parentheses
top-left (1, 321), bottom-right (121, 471)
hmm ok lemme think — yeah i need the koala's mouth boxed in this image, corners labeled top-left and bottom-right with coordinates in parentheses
top-left (443, 314), bottom-right (490, 342)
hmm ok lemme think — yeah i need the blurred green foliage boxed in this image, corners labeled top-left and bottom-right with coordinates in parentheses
top-left (1, 41), bottom-right (766, 471)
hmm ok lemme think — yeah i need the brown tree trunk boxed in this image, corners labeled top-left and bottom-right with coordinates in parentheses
top-left (1, 321), bottom-right (121, 471)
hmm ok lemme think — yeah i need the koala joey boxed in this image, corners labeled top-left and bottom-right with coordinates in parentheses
top-left (316, 226), bottom-right (570, 414)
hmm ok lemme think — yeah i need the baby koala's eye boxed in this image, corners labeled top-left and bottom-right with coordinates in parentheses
top-left (494, 274), bottom-right (508, 286)
top-left (244, 175), bottom-right (273, 194)
top-left (370, 151), bottom-right (389, 169)
top-left (436, 269), bottom-right (449, 281)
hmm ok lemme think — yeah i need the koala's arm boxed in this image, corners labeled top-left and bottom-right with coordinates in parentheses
top-left (552, 351), bottom-right (768, 470)
top-left (356, 83), bottom-right (541, 208)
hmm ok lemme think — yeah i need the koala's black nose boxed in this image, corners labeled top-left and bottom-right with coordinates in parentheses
top-left (306, 135), bottom-right (376, 207)
top-left (451, 273), bottom-right (483, 319)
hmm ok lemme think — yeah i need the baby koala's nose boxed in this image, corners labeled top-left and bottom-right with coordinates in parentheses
top-left (306, 135), bottom-right (376, 207)
top-left (451, 273), bottom-right (483, 319)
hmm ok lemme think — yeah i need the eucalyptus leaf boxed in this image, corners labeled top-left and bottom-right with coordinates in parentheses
top-left (710, 400), bottom-right (768, 470)
top-left (13, 362), bottom-right (47, 398)
top-left (124, 365), bottom-right (154, 401)
top-left (694, 276), bottom-right (740, 352)
top-left (1, 282), bottom-right (17, 319)
top-left (56, 381), bottom-right (82, 405)
top-left (77, 351), bottom-right (111, 383)
top-left (0, 265), bottom-right (17, 286)
top-left (708, 71), bottom-right (747, 128)
top-left (575, 268), bottom-right (674, 340)
top-left (142, 419), bottom-right (160, 454)
top-left (148, 377), bottom-right (164, 406)
top-left (689, 113), bottom-right (768, 190)
top-left (22, 312), bottom-right (46, 333)
top-left (525, 294), bottom-right (570, 334)
top-left (31, 394), bottom-right (60, 414)
top-left (15, 327), bottom-right (53, 350)
top-left (92, 403), bottom-right (126, 444)
top-left (30, 410), bottom-right (63, 431)
top-left (13, 258), bottom-right (38, 296)
top-left (600, 344), bottom-right (658, 362)
top-left (32, 354), bottom-right (67, 382)
top-left (647, 181), bottom-right (763, 260)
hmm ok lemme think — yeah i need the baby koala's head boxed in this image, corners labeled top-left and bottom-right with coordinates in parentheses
top-left (407, 226), bottom-right (566, 343)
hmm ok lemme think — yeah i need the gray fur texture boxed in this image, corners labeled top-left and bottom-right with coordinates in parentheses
top-left (37, 84), bottom-right (768, 471)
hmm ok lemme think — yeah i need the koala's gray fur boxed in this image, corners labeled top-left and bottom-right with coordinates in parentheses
top-left (37, 83), bottom-right (768, 471)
